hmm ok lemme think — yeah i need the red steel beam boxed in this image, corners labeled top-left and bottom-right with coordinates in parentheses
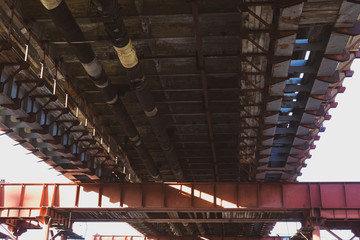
top-left (76, 219), bottom-right (299, 223)
top-left (1, 183), bottom-right (360, 219)
top-left (92, 236), bottom-right (284, 240)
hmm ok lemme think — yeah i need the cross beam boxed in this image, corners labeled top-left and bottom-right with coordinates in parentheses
top-left (1, 182), bottom-right (360, 222)
top-left (92, 236), bottom-right (285, 240)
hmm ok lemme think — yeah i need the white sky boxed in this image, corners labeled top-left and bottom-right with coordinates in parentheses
top-left (298, 60), bottom-right (360, 182)
top-left (0, 60), bottom-right (360, 239)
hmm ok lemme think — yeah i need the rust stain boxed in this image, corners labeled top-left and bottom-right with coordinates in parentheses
top-left (278, 43), bottom-right (289, 49)
top-left (281, 16), bottom-right (301, 25)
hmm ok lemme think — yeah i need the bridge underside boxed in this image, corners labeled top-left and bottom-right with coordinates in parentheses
top-left (0, 0), bottom-right (359, 183)
top-left (0, 0), bottom-right (360, 239)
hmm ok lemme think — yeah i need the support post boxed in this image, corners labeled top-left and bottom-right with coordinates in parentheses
top-left (38, 216), bottom-right (52, 240)
top-left (42, 220), bottom-right (51, 240)
top-left (312, 224), bottom-right (321, 240)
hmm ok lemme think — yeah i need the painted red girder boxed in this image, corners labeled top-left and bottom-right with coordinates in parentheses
top-left (0, 182), bottom-right (360, 221)
top-left (92, 236), bottom-right (284, 240)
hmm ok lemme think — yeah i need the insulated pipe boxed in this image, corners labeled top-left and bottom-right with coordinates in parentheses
top-left (96, 0), bottom-right (184, 181)
top-left (40, 0), bottom-right (162, 182)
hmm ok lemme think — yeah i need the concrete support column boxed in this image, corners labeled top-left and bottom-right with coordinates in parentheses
top-left (312, 224), bottom-right (321, 240)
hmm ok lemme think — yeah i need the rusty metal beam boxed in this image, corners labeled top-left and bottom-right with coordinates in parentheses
top-left (147, 237), bottom-right (282, 240)
top-left (242, 74), bottom-right (263, 92)
top-left (80, 218), bottom-right (298, 223)
top-left (85, 88), bottom-right (260, 94)
top-left (241, 58), bottom-right (265, 73)
top-left (246, 37), bottom-right (268, 53)
top-left (323, 227), bottom-right (342, 240)
top-left (73, 72), bottom-right (265, 80)
top-left (191, 1), bottom-right (219, 181)
top-left (61, 52), bottom-right (268, 63)
top-left (1, 182), bottom-right (360, 214)
top-left (92, 236), bottom-right (285, 240)
top-left (240, 5), bottom-right (271, 29)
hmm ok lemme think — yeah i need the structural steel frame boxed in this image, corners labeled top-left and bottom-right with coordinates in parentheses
top-left (1, 182), bottom-right (360, 218)
top-left (92, 237), bottom-right (285, 240)
top-left (0, 183), bottom-right (360, 238)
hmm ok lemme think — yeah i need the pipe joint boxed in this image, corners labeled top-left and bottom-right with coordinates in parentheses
top-left (130, 76), bottom-right (145, 89)
top-left (128, 134), bottom-right (140, 143)
top-left (144, 107), bottom-right (158, 118)
top-left (92, 72), bottom-right (109, 89)
top-left (152, 174), bottom-right (163, 183)
top-left (95, 1), bottom-right (130, 46)
top-left (81, 58), bottom-right (102, 79)
top-left (162, 147), bottom-right (171, 152)
top-left (114, 40), bottom-right (138, 68)
top-left (162, 144), bottom-right (173, 152)
top-left (95, 80), bottom-right (109, 89)
top-left (106, 22), bottom-right (129, 47)
top-left (40, 0), bottom-right (62, 10)
top-left (106, 94), bottom-right (119, 105)
top-left (134, 139), bottom-right (142, 147)
top-left (95, 0), bottom-right (119, 19)
top-left (114, 36), bottom-right (130, 48)
top-left (126, 63), bottom-right (144, 81)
